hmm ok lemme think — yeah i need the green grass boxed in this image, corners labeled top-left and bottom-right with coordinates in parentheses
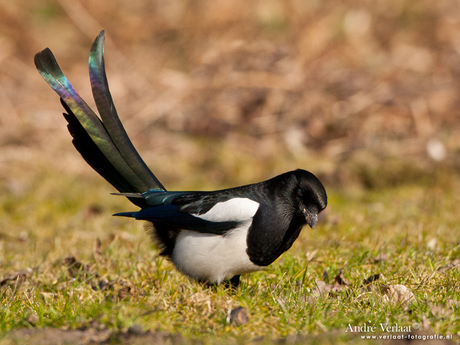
top-left (0, 167), bottom-right (459, 344)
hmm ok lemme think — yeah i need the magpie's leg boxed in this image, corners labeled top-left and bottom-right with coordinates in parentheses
top-left (223, 275), bottom-right (241, 289)
top-left (200, 275), bottom-right (241, 290)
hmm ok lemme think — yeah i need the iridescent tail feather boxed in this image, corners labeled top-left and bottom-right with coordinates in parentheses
top-left (34, 31), bottom-right (165, 207)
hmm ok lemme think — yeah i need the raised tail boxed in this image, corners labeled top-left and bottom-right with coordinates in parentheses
top-left (34, 31), bottom-right (165, 207)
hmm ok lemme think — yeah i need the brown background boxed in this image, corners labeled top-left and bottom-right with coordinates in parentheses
top-left (1, 0), bottom-right (459, 189)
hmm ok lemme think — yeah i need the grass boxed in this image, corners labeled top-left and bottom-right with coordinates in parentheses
top-left (0, 164), bottom-right (460, 344)
top-left (3, 0), bottom-right (460, 342)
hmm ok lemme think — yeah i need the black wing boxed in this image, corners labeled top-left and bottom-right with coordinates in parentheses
top-left (128, 204), bottom-right (241, 235)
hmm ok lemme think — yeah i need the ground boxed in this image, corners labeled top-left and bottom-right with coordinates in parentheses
top-left (1, 0), bottom-right (460, 343)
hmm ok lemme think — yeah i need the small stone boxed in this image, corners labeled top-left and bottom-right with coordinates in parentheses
top-left (128, 324), bottom-right (144, 335)
top-left (26, 313), bottom-right (39, 324)
top-left (312, 280), bottom-right (331, 297)
top-left (383, 284), bottom-right (416, 305)
top-left (229, 306), bottom-right (249, 326)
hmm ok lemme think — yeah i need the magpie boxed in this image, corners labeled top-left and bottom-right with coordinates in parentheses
top-left (34, 31), bottom-right (327, 287)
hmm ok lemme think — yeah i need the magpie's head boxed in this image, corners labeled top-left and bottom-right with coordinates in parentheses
top-left (292, 169), bottom-right (327, 229)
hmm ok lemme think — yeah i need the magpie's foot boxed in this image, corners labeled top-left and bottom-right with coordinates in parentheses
top-left (224, 275), bottom-right (241, 290)
top-left (199, 275), bottom-right (241, 291)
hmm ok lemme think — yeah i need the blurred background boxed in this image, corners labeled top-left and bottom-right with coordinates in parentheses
top-left (2, 1), bottom-right (460, 340)
top-left (1, 0), bottom-right (460, 192)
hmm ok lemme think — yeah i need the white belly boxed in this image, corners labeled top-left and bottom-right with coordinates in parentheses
top-left (171, 221), bottom-right (262, 283)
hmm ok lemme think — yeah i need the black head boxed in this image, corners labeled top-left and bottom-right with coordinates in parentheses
top-left (291, 169), bottom-right (327, 228)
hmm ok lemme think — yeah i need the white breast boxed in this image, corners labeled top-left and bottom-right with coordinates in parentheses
top-left (171, 198), bottom-right (262, 283)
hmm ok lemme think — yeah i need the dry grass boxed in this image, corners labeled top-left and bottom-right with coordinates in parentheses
top-left (1, 160), bottom-right (460, 344)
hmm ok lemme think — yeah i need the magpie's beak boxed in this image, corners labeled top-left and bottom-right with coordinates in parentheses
top-left (308, 214), bottom-right (318, 228)
top-left (301, 206), bottom-right (318, 229)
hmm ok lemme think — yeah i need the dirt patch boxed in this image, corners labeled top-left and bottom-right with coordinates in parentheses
top-left (1, 328), bottom-right (111, 345)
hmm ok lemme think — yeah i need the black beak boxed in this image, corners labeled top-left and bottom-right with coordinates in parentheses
top-left (301, 206), bottom-right (318, 229)
top-left (308, 214), bottom-right (318, 228)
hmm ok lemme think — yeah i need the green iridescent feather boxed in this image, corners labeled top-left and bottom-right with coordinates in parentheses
top-left (34, 30), bottom-right (165, 194)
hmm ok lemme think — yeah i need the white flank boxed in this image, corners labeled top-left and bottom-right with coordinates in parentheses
top-left (192, 198), bottom-right (259, 222)
top-left (172, 223), bottom-right (262, 283)
top-left (172, 198), bottom-right (261, 283)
